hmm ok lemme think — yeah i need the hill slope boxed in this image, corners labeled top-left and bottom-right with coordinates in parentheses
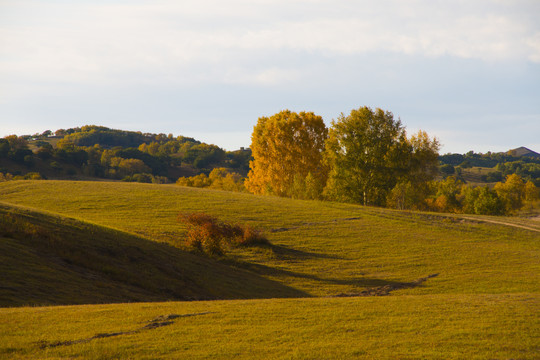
top-left (1, 180), bottom-right (539, 299)
top-left (509, 146), bottom-right (540, 158)
top-left (0, 181), bottom-right (538, 359)
top-left (0, 202), bottom-right (305, 307)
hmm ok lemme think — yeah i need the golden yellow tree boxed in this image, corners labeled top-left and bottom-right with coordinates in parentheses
top-left (245, 110), bottom-right (328, 198)
top-left (524, 180), bottom-right (539, 202)
top-left (494, 174), bottom-right (525, 212)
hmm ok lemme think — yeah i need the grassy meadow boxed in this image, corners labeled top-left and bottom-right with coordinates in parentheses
top-left (0, 180), bottom-right (539, 359)
top-left (2, 294), bottom-right (537, 359)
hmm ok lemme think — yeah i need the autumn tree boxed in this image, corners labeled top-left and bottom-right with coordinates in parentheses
top-left (494, 174), bottom-right (526, 212)
top-left (524, 180), bottom-right (539, 202)
top-left (386, 130), bottom-right (440, 209)
top-left (461, 185), bottom-right (505, 215)
top-left (208, 168), bottom-right (245, 192)
top-left (115, 158), bottom-right (150, 176)
top-left (324, 107), bottom-right (419, 206)
top-left (245, 110), bottom-right (328, 198)
top-left (407, 130), bottom-right (440, 183)
top-left (428, 176), bottom-right (464, 212)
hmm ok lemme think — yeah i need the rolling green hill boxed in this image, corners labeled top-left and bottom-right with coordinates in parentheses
top-left (1, 180), bottom-right (539, 298)
top-left (0, 180), bottom-right (538, 359)
top-left (0, 202), bottom-right (305, 307)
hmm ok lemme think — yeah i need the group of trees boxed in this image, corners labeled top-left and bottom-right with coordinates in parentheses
top-left (244, 107), bottom-right (440, 207)
top-left (0, 126), bottom-right (251, 183)
top-left (5, 115), bottom-right (539, 217)
top-left (439, 150), bottom-right (540, 186)
top-left (176, 168), bottom-right (245, 192)
top-left (439, 150), bottom-right (540, 169)
top-left (425, 174), bottom-right (538, 215)
top-left (228, 107), bottom-right (536, 215)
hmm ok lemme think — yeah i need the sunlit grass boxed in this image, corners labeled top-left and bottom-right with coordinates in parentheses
top-left (0, 180), bottom-right (538, 359)
top-left (1, 294), bottom-right (538, 360)
top-left (1, 180), bottom-right (538, 297)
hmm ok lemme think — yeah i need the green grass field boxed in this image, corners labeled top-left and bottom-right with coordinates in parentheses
top-left (0, 202), bottom-right (304, 307)
top-left (0, 180), bottom-right (539, 359)
top-left (2, 294), bottom-right (538, 359)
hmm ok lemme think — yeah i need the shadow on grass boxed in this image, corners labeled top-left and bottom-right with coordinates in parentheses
top-left (265, 243), bottom-right (343, 260)
top-left (0, 203), bottom-right (310, 307)
top-left (231, 261), bottom-right (406, 289)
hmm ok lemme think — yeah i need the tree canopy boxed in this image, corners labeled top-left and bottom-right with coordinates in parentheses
top-left (245, 110), bottom-right (328, 198)
top-left (324, 107), bottom-right (410, 205)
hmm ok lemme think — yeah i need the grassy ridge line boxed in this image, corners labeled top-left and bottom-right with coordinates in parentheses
top-left (1, 180), bottom-right (539, 297)
top-left (0, 202), bottom-right (306, 307)
top-left (1, 294), bottom-right (538, 359)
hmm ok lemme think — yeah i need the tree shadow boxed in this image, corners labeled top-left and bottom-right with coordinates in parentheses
top-left (0, 204), bottom-right (311, 307)
top-left (233, 261), bottom-right (407, 289)
top-left (245, 242), bottom-right (343, 260)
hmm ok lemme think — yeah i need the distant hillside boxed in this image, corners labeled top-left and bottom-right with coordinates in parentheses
top-left (0, 125), bottom-right (252, 183)
top-left (0, 202), bottom-right (305, 307)
top-left (508, 146), bottom-right (540, 158)
top-left (439, 147), bottom-right (540, 186)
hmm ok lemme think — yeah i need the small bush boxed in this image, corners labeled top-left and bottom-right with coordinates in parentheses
top-left (234, 224), bottom-right (269, 246)
top-left (178, 212), bottom-right (268, 255)
top-left (0, 172), bottom-right (14, 182)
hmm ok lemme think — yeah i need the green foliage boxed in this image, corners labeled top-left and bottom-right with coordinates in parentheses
top-left (440, 163), bottom-right (455, 176)
top-left (387, 181), bottom-right (432, 210)
top-left (226, 148), bottom-right (252, 173)
top-left (461, 186), bottom-right (505, 215)
top-left (1, 172), bottom-right (43, 181)
top-left (427, 176), bottom-right (464, 213)
top-left (122, 173), bottom-right (169, 184)
top-left (183, 144), bottom-right (226, 169)
top-left (496, 161), bottom-right (540, 184)
top-left (325, 107), bottom-right (431, 206)
top-left (177, 168), bottom-right (245, 191)
top-left (440, 150), bottom-right (540, 168)
top-left (423, 174), bottom-right (538, 215)
top-left (4, 134), bottom-right (28, 151)
top-left (480, 170), bottom-right (503, 182)
top-left (0, 139), bottom-right (10, 157)
top-left (64, 126), bottom-right (150, 148)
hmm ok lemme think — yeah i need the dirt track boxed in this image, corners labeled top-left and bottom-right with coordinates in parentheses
top-left (460, 216), bottom-right (540, 233)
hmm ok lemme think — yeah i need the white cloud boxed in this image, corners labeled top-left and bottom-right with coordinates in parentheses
top-left (1, 0), bottom-right (539, 91)
top-left (0, 0), bottom-right (538, 153)
top-left (525, 32), bottom-right (540, 63)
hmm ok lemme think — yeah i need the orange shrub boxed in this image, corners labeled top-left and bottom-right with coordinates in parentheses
top-left (178, 212), bottom-right (268, 255)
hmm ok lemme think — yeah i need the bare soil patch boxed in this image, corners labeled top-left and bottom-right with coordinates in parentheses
top-left (332, 274), bottom-right (439, 297)
top-left (37, 312), bottom-right (213, 348)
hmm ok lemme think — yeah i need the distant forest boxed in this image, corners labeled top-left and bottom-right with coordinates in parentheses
top-left (1, 121), bottom-right (539, 216)
top-left (0, 125), bottom-right (251, 183)
top-left (439, 151), bottom-right (540, 185)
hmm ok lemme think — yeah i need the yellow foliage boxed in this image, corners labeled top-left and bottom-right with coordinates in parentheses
top-left (494, 174), bottom-right (525, 212)
top-left (408, 130), bottom-right (440, 183)
top-left (524, 181), bottom-right (539, 202)
top-left (176, 168), bottom-right (244, 192)
top-left (245, 110), bottom-right (328, 198)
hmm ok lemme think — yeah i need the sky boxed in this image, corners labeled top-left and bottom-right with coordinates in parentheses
top-left (1, 0), bottom-right (539, 154)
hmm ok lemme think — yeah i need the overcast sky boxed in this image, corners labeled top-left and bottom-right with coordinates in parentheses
top-left (1, 0), bottom-right (539, 153)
